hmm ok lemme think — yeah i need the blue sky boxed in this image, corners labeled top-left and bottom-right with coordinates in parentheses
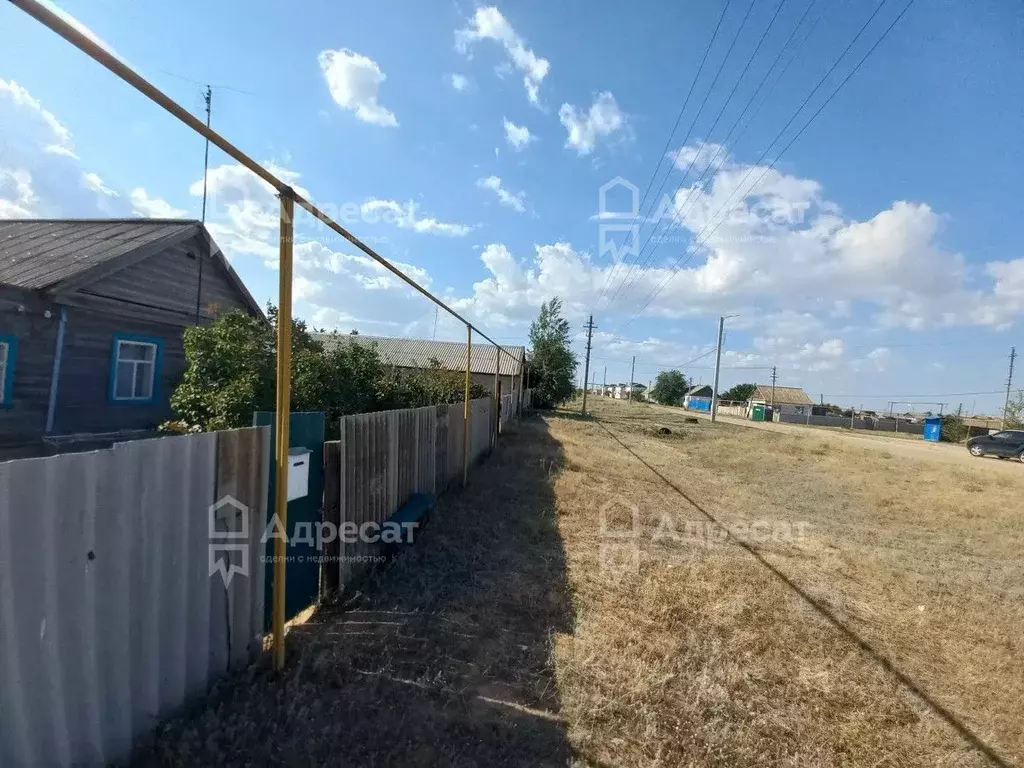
top-left (1, 0), bottom-right (1022, 414)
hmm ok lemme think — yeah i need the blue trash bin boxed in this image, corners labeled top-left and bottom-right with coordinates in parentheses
top-left (923, 417), bottom-right (942, 442)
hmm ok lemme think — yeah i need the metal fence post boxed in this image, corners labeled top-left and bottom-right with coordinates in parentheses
top-left (463, 325), bottom-right (472, 487)
top-left (272, 192), bottom-right (294, 671)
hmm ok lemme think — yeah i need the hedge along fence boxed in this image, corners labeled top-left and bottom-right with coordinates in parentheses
top-left (322, 396), bottom-right (503, 592)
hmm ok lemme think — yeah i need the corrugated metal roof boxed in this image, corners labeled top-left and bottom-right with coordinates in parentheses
top-left (0, 219), bottom-right (200, 289)
top-left (751, 385), bottom-right (813, 405)
top-left (686, 384), bottom-right (713, 395)
top-left (315, 333), bottom-right (525, 376)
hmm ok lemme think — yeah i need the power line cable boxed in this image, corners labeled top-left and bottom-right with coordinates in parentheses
top-left (606, 0), bottom-right (792, 308)
top-left (595, 0), bottom-right (735, 309)
top-left (613, 0), bottom-right (915, 336)
top-left (619, 0), bottom-right (908, 330)
top-left (601, 0), bottom-right (760, 309)
top-left (609, 0), bottom-right (819, 305)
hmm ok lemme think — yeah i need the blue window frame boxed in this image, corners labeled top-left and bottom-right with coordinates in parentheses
top-left (109, 333), bottom-right (163, 404)
top-left (0, 334), bottom-right (17, 407)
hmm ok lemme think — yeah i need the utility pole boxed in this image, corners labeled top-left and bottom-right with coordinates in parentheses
top-left (581, 315), bottom-right (595, 415)
top-left (710, 316), bottom-right (725, 423)
top-left (602, 366), bottom-right (607, 397)
top-left (628, 355), bottom-right (636, 404)
top-left (195, 85), bottom-right (212, 322)
top-left (770, 365), bottom-right (777, 408)
top-left (1001, 346), bottom-right (1016, 429)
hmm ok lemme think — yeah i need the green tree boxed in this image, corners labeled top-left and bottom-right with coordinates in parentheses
top-left (1005, 390), bottom-right (1024, 428)
top-left (527, 297), bottom-right (578, 408)
top-left (650, 370), bottom-right (689, 405)
top-left (939, 413), bottom-right (968, 443)
top-left (167, 308), bottom-right (488, 435)
top-left (720, 383), bottom-right (756, 402)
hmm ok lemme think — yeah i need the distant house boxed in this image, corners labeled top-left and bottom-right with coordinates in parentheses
top-left (607, 382), bottom-right (645, 400)
top-left (0, 219), bottom-right (263, 457)
top-left (748, 384), bottom-right (814, 417)
top-left (315, 333), bottom-right (526, 401)
top-left (683, 384), bottom-right (714, 410)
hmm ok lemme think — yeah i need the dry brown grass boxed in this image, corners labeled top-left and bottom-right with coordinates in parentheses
top-left (551, 398), bottom-right (1023, 766)
top-left (134, 399), bottom-right (1023, 766)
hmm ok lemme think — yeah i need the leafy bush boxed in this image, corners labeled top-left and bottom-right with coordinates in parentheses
top-left (166, 308), bottom-right (489, 437)
top-left (940, 414), bottom-right (969, 443)
top-left (1006, 390), bottom-right (1024, 428)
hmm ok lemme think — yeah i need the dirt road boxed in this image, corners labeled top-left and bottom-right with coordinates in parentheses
top-left (665, 405), bottom-right (1024, 475)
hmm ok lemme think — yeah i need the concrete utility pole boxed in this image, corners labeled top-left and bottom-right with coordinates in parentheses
top-left (770, 365), bottom-right (777, 408)
top-left (1001, 346), bottom-right (1016, 429)
top-left (581, 315), bottom-right (595, 415)
top-left (628, 356), bottom-right (636, 404)
top-left (710, 316), bottom-right (725, 423)
top-left (603, 366), bottom-right (607, 397)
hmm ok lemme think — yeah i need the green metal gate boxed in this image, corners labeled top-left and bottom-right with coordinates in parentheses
top-left (253, 411), bottom-right (325, 628)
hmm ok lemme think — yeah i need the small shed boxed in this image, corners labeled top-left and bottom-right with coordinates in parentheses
top-left (748, 384), bottom-right (813, 418)
top-left (683, 384), bottom-right (713, 411)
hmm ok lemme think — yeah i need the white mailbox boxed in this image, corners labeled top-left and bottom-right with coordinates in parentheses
top-left (286, 448), bottom-right (311, 501)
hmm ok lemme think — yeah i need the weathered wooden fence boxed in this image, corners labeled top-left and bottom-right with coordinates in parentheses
top-left (0, 427), bottom-right (270, 767)
top-left (324, 396), bottom-right (516, 591)
top-left (522, 388), bottom-right (536, 410)
top-left (499, 392), bottom-right (515, 430)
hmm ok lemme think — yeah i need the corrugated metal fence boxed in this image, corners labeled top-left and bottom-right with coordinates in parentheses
top-left (0, 427), bottom-right (270, 767)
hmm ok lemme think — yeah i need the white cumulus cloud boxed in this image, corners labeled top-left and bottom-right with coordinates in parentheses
top-left (131, 188), bottom-right (187, 219)
top-left (559, 92), bottom-right (627, 155)
top-left (503, 118), bottom-right (533, 151)
top-left (360, 198), bottom-right (472, 236)
top-left (82, 171), bottom-right (118, 198)
top-left (318, 49), bottom-right (398, 127)
top-left (0, 168), bottom-right (38, 219)
top-left (476, 175), bottom-right (526, 213)
top-left (450, 73), bottom-right (469, 92)
top-left (0, 78), bottom-right (76, 158)
top-left (456, 6), bottom-right (549, 105)
top-left (188, 161), bottom-right (310, 261)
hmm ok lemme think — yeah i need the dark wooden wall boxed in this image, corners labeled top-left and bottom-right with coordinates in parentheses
top-left (0, 286), bottom-right (58, 451)
top-left (0, 233), bottom-right (259, 451)
top-left (70, 234), bottom-right (253, 326)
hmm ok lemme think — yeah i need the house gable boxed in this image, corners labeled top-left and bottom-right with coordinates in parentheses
top-left (59, 232), bottom-right (261, 326)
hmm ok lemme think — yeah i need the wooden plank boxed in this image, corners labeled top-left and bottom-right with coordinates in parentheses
top-left (322, 441), bottom-right (341, 596)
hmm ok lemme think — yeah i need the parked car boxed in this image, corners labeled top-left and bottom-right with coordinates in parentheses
top-left (966, 430), bottom-right (1024, 461)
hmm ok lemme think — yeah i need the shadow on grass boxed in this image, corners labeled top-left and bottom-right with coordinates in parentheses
top-left (133, 418), bottom-right (574, 767)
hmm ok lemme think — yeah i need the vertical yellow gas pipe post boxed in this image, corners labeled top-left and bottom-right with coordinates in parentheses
top-left (463, 325), bottom-right (472, 487)
top-left (272, 191), bottom-right (294, 671)
top-left (493, 348), bottom-right (500, 446)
